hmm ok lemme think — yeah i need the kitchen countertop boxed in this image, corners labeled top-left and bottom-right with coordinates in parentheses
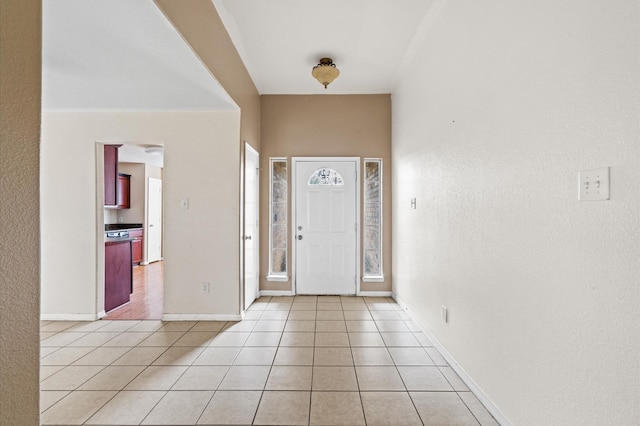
top-left (105, 223), bottom-right (143, 231)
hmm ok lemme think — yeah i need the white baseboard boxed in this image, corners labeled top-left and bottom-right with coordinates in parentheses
top-left (392, 293), bottom-right (510, 426)
top-left (259, 290), bottom-right (295, 297)
top-left (41, 313), bottom-right (101, 321)
top-left (97, 311), bottom-right (107, 319)
top-left (162, 314), bottom-right (242, 321)
top-left (358, 291), bottom-right (393, 297)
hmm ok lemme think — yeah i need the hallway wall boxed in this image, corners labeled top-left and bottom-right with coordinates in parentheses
top-left (391, 0), bottom-right (639, 424)
top-left (0, 0), bottom-right (41, 422)
top-left (41, 111), bottom-right (242, 319)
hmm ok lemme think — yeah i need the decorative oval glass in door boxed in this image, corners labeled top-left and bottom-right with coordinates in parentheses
top-left (307, 168), bottom-right (344, 186)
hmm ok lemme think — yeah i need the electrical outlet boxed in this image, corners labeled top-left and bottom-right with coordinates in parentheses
top-left (441, 305), bottom-right (448, 323)
top-left (201, 282), bottom-right (210, 294)
top-left (180, 198), bottom-right (189, 209)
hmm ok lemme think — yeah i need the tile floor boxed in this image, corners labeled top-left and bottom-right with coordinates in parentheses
top-left (40, 296), bottom-right (499, 425)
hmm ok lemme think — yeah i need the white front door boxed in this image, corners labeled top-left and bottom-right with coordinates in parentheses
top-left (244, 144), bottom-right (259, 310)
top-left (147, 178), bottom-right (162, 263)
top-left (294, 158), bottom-right (359, 295)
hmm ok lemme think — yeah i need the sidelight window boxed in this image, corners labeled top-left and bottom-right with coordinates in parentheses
top-left (363, 158), bottom-right (384, 281)
top-left (268, 158), bottom-right (288, 280)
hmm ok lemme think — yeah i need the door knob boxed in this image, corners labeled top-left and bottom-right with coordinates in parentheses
top-left (245, 235), bottom-right (252, 240)
top-left (297, 235), bottom-right (303, 240)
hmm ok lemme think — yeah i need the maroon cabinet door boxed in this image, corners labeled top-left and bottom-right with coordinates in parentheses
top-left (104, 145), bottom-right (121, 207)
top-left (116, 173), bottom-right (130, 209)
top-left (105, 241), bottom-right (132, 312)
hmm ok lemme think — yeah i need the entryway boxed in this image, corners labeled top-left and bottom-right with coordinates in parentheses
top-left (293, 158), bottom-right (359, 295)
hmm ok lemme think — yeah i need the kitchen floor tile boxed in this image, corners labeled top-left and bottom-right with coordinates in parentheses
top-left (313, 347), bottom-right (354, 366)
top-left (192, 346), bottom-right (241, 365)
top-left (41, 332), bottom-right (88, 347)
top-left (458, 391), bottom-right (500, 425)
top-left (208, 331), bottom-right (250, 346)
top-left (172, 331), bottom-right (218, 346)
top-left (360, 391), bottom-right (423, 426)
top-left (253, 390), bottom-right (310, 425)
top-left (315, 320), bottom-right (347, 332)
top-left (410, 392), bottom-right (479, 425)
top-left (355, 366), bottom-right (405, 391)
top-left (111, 346), bottom-right (167, 365)
top-left (312, 366), bottom-right (358, 391)
top-left (388, 347), bottom-right (435, 366)
top-left (40, 390), bottom-right (116, 425)
top-left (252, 320), bottom-right (286, 332)
top-left (397, 366), bottom-right (454, 391)
top-left (78, 365), bottom-right (145, 390)
top-left (315, 332), bottom-right (350, 347)
top-left (346, 320), bottom-right (379, 332)
top-left (380, 332), bottom-right (421, 347)
top-left (233, 346), bottom-right (277, 365)
top-left (190, 321), bottom-right (227, 332)
top-left (265, 366), bottom-right (312, 390)
top-left (273, 346), bottom-right (314, 365)
top-left (286, 310), bottom-right (317, 320)
top-left (218, 365), bottom-right (270, 390)
top-left (310, 391), bottom-right (365, 425)
top-left (280, 332), bottom-right (315, 347)
top-left (141, 390), bottom-right (213, 425)
top-left (40, 365), bottom-right (105, 391)
top-left (138, 331), bottom-right (185, 346)
top-left (316, 310), bottom-right (345, 320)
top-left (171, 365), bottom-right (228, 390)
top-left (72, 347), bottom-right (131, 366)
top-left (440, 365), bottom-right (469, 391)
top-left (352, 347), bottom-right (394, 365)
top-left (244, 331), bottom-right (282, 346)
top-left (198, 390), bottom-right (262, 425)
top-left (66, 332), bottom-right (120, 347)
top-left (284, 320), bottom-right (316, 332)
top-left (39, 390), bottom-right (70, 413)
top-left (41, 347), bottom-right (95, 366)
top-left (348, 332), bottom-right (385, 347)
top-left (124, 366), bottom-right (187, 390)
top-left (103, 331), bottom-right (153, 347)
top-left (151, 346), bottom-right (205, 366)
top-left (85, 390), bottom-right (165, 425)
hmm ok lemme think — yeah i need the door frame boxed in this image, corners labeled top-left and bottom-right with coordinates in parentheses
top-left (243, 143), bottom-right (260, 310)
top-left (291, 157), bottom-right (361, 295)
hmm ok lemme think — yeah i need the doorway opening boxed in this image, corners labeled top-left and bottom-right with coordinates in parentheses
top-left (99, 142), bottom-right (165, 320)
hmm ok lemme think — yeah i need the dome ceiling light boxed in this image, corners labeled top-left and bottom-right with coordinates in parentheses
top-left (312, 57), bottom-right (340, 89)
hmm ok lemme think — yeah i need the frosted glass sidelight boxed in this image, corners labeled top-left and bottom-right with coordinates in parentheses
top-left (363, 159), bottom-right (383, 278)
top-left (269, 159), bottom-right (288, 278)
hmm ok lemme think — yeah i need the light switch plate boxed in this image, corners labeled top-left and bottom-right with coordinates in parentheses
top-left (579, 167), bottom-right (609, 201)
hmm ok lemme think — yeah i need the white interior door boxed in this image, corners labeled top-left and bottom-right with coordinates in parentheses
top-left (244, 144), bottom-right (259, 310)
top-left (147, 178), bottom-right (162, 263)
top-left (294, 159), bottom-right (358, 295)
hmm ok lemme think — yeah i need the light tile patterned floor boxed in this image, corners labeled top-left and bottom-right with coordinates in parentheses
top-left (40, 296), bottom-right (499, 425)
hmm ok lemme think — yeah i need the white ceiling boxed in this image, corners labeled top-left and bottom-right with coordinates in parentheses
top-left (212, 0), bottom-right (438, 94)
top-left (42, 0), bottom-right (237, 111)
top-left (42, 0), bottom-right (440, 110)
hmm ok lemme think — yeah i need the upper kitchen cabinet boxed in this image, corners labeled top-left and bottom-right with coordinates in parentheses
top-left (104, 144), bottom-right (122, 207)
top-left (104, 145), bottom-right (131, 209)
top-left (117, 173), bottom-right (131, 209)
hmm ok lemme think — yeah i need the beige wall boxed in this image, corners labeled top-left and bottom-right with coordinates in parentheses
top-left (260, 95), bottom-right (392, 293)
top-left (392, 0), bottom-right (639, 424)
top-left (117, 162), bottom-right (146, 224)
top-left (155, 0), bottom-right (261, 152)
top-left (0, 0), bottom-right (41, 423)
top-left (41, 111), bottom-right (243, 319)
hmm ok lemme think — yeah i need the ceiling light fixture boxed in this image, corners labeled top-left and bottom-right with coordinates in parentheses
top-left (144, 146), bottom-right (163, 156)
top-left (312, 57), bottom-right (340, 89)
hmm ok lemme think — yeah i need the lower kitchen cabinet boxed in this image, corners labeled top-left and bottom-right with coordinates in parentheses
top-left (129, 229), bottom-right (144, 264)
top-left (105, 240), bottom-right (132, 312)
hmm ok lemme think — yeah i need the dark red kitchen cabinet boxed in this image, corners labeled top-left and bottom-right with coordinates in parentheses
top-left (104, 144), bottom-right (121, 207)
top-left (105, 240), bottom-right (132, 312)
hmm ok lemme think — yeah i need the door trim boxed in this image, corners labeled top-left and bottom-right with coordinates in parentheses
top-left (291, 157), bottom-right (361, 295)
